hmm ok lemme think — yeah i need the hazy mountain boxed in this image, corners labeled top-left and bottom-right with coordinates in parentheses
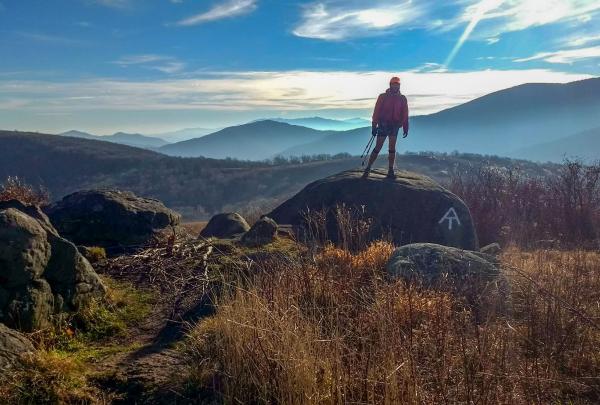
top-left (0, 130), bottom-right (553, 221)
top-left (259, 117), bottom-right (371, 131)
top-left (281, 77), bottom-right (600, 158)
top-left (60, 130), bottom-right (98, 140)
top-left (511, 127), bottom-right (600, 163)
top-left (60, 130), bottom-right (169, 149)
top-left (159, 120), bottom-right (336, 160)
top-left (150, 127), bottom-right (218, 143)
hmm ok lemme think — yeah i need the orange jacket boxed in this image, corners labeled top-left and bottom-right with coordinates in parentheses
top-left (372, 89), bottom-right (409, 132)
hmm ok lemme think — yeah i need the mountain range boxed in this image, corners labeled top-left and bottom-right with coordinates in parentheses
top-left (60, 130), bottom-right (169, 149)
top-left (259, 117), bottom-right (371, 131)
top-left (157, 77), bottom-right (600, 162)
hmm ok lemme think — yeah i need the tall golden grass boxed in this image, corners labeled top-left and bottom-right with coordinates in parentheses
top-left (186, 243), bottom-right (600, 404)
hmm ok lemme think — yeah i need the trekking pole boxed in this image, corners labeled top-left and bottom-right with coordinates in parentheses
top-left (360, 135), bottom-right (375, 166)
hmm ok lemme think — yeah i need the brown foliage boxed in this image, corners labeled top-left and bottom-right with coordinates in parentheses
top-left (448, 161), bottom-right (600, 248)
top-left (0, 176), bottom-right (50, 206)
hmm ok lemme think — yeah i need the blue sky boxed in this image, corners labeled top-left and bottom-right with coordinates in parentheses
top-left (1, 0), bottom-right (599, 134)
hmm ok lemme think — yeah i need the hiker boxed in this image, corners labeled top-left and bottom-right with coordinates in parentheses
top-left (363, 76), bottom-right (409, 179)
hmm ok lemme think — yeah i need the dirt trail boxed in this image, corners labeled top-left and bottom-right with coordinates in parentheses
top-left (93, 238), bottom-right (218, 403)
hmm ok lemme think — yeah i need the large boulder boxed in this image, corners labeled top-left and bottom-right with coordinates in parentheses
top-left (200, 213), bottom-right (250, 239)
top-left (0, 323), bottom-right (35, 370)
top-left (386, 243), bottom-right (509, 315)
top-left (0, 200), bottom-right (105, 332)
top-left (45, 189), bottom-right (181, 250)
top-left (241, 217), bottom-right (278, 247)
top-left (268, 169), bottom-right (479, 250)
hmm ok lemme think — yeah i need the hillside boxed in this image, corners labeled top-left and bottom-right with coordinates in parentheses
top-left (61, 130), bottom-right (169, 149)
top-left (159, 120), bottom-right (336, 160)
top-left (511, 126), bottom-right (600, 163)
top-left (0, 130), bottom-right (556, 221)
top-left (281, 77), bottom-right (600, 158)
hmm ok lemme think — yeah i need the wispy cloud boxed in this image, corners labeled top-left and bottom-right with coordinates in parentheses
top-left (177, 0), bottom-right (257, 26)
top-left (515, 45), bottom-right (600, 64)
top-left (91, 0), bottom-right (131, 8)
top-left (293, 0), bottom-right (600, 45)
top-left (14, 31), bottom-right (87, 46)
top-left (444, 0), bottom-right (503, 67)
top-left (112, 54), bottom-right (186, 73)
top-left (450, 0), bottom-right (600, 39)
top-left (293, 0), bottom-right (432, 40)
top-left (0, 69), bottom-right (590, 116)
top-left (564, 33), bottom-right (600, 47)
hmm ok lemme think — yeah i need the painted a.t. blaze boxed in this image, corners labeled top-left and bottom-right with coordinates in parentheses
top-left (268, 169), bottom-right (479, 250)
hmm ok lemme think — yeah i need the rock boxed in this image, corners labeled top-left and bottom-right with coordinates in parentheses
top-left (386, 243), bottom-right (509, 315)
top-left (480, 243), bottom-right (501, 256)
top-left (0, 323), bottom-right (35, 370)
top-left (241, 217), bottom-right (278, 246)
top-left (0, 201), bottom-right (105, 332)
top-left (268, 169), bottom-right (479, 250)
top-left (0, 208), bottom-right (51, 288)
top-left (45, 189), bottom-right (181, 250)
top-left (200, 213), bottom-right (250, 239)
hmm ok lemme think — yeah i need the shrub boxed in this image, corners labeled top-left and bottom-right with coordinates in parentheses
top-left (447, 161), bottom-right (600, 248)
top-left (0, 176), bottom-right (50, 205)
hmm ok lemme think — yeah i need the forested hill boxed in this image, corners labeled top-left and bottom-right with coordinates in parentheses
top-left (1, 130), bottom-right (555, 220)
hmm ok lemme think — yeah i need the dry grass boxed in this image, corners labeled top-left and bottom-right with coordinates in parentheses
top-left (185, 243), bottom-right (600, 404)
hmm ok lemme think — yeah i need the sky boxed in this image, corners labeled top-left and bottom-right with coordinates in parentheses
top-left (1, 0), bottom-right (599, 134)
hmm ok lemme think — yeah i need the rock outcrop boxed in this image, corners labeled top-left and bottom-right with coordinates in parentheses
top-left (200, 213), bottom-right (250, 239)
top-left (46, 189), bottom-right (181, 250)
top-left (0, 323), bottom-right (35, 370)
top-left (0, 200), bottom-right (106, 332)
top-left (386, 243), bottom-right (509, 314)
top-left (268, 169), bottom-right (479, 250)
top-left (241, 217), bottom-right (278, 247)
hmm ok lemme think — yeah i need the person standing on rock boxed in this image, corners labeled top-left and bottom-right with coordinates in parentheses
top-left (363, 76), bottom-right (409, 179)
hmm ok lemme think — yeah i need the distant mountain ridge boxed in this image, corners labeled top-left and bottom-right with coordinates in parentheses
top-left (60, 130), bottom-right (169, 149)
top-left (281, 77), bottom-right (600, 159)
top-left (258, 117), bottom-right (371, 131)
top-left (159, 120), bottom-right (339, 160)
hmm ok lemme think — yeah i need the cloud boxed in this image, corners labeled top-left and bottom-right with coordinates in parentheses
top-left (0, 69), bottom-right (591, 116)
top-left (14, 31), bottom-right (87, 46)
top-left (112, 54), bottom-right (186, 73)
top-left (292, 0), bottom-right (600, 43)
top-left (177, 0), bottom-right (257, 26)
top-left (293, 0), bottom-right (432, 40)
top-left (92, 0), bottom-right (130, 8)
top-left (565, 33), bottom-right (600, 47)
top-left (450, 0), bottom-right (600, 39)
top-left (515, 45), bottom-right (600, 64)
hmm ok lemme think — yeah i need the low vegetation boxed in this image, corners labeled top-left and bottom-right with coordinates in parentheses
top-left (449, 160), bottom-right (600, 248)
top-left (3, 161), bottom-right (600, 403)
top-left (184, 244), bottom-right (600, 404)
top-left (0, 175), bottom-right (49, 205)
top-left (0, 276), bottom-right (154, 404)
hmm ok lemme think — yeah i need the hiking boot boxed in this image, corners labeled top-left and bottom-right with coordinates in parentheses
top-left (386, 169), bottom-right (396, 179)
top-left (362, 167), bottom-right (371, 179)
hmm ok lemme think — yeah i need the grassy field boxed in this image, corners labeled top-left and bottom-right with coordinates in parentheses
top-left (184, 244), bottom-right (600, 404)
